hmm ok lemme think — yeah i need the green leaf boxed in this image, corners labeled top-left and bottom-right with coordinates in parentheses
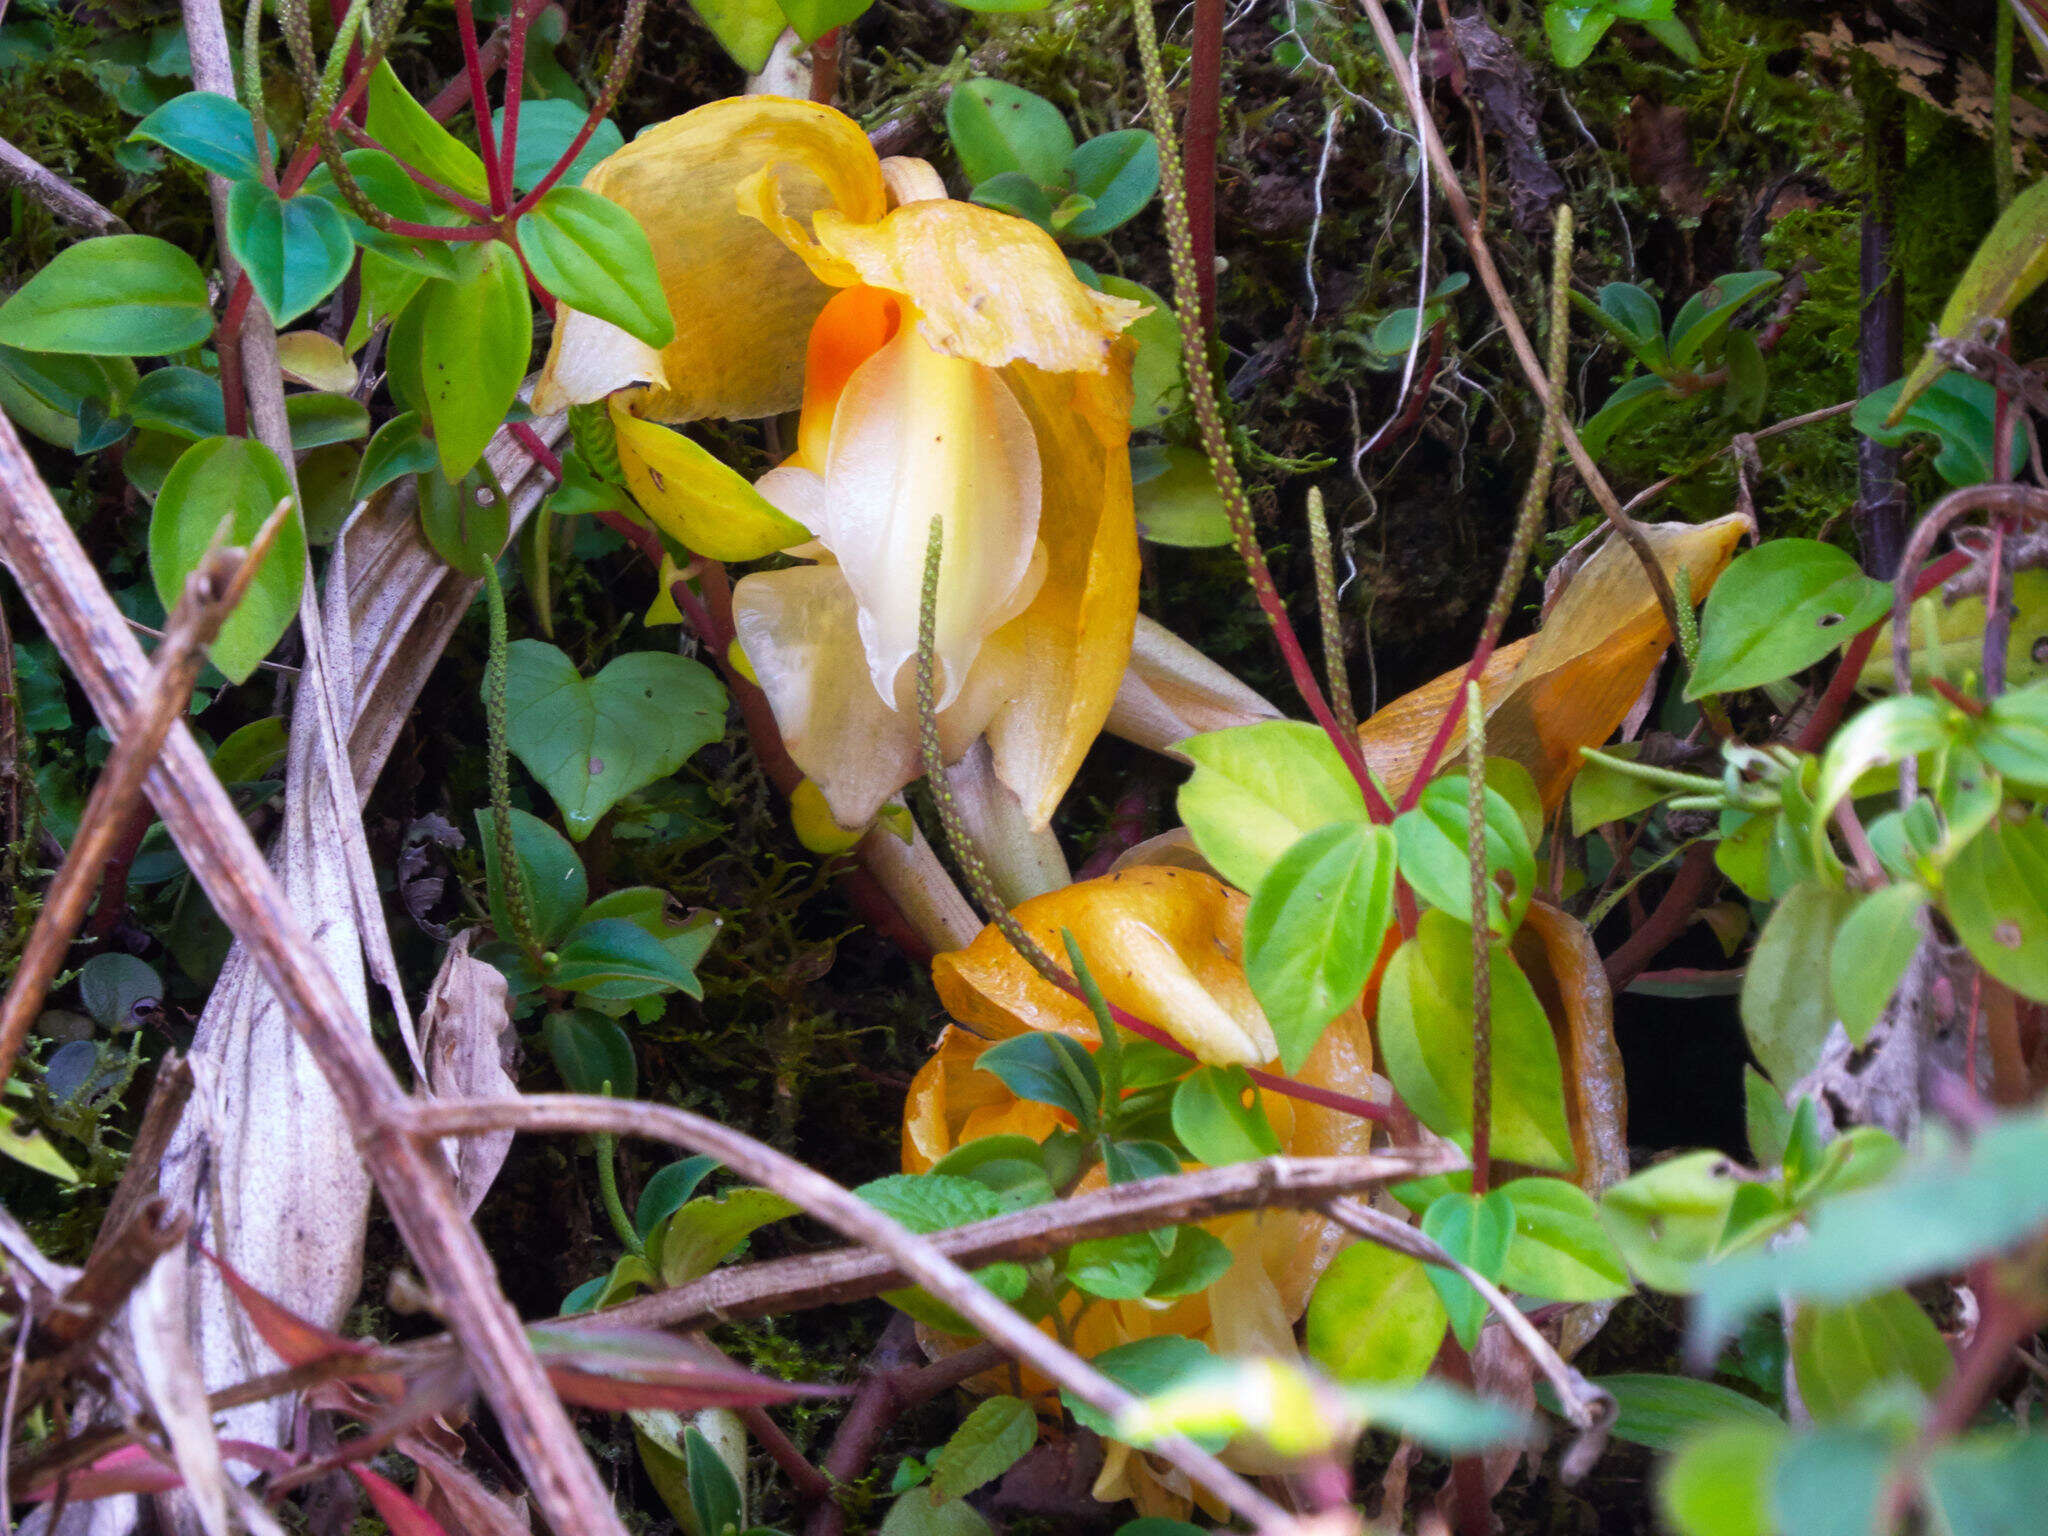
top-left (976, 1032), bottom-right (1101, 1132)
top-left (1132, 444), bottom-right (1230, 546)
top-left (1177, 721), bottom-right (1369, 891)
top-left (1306, 1242), bottom-right (1447, 1386)
top-left (1924, 1430), bottom-right (2048, 1536)
top-left (685, 0), bottom-right (789, 73)
top-left (967, 170), bottom-right (1055, 233)
top-left (209, 716), bottom-right (288, 783)
top-left (147, 436), bottom-right (306, 685)
top-left (501, 640), bottom-right (727, 839)
top-left (552, 917), bottom-right (705, 1001)
top-left (493, 99), bottom-right (626, 193)
top-left (684, 1424), bottom-right (744, 1536)
top-left (1744, 1066), bottom-right (1794, 1169)
top-left (1064, 1232), bottom-right (1164, 1299)
top-left (855, 1173), bottom-right (1028, 1327)
top-left (354, 411), bottom-right (437, 501)
top-left (543, 1007), bottom-right (636, 1098)
top-left (0, 235), bottom-right (213, 356)
top-left (1345, 1378), bottom-right (1533, 1455)
top-left (130, 91), bottom-right (268, 180)
top-left (1599, 1150), bottom-right (1741, 1293)
top-left (127, 365), bottom-right (226, 439)
top-left (1100, 277), bottom-right (1181, 429)
top-left (1856, 374), bottom-right (2023, 487)
top-left (1657, 1421), bottom-right (1784, 1536)
top-left (1545, 4), bottom-right (1617, 68)
top-left (225, 181), bottom-right (353, 327)
top-left (1896, 173), bottom-right (2048, 417)
top-left (635, 1156), bottom-right (721, 1240)
top-left (1978, 681), bottom-right (2048, 792)
top-left (476, 806), bottom-right (587, 948)
top-left (419, 461), bottom-right (510, 576)
top-left (1170, 1065), bottom-right (1280, 1165)
top-left (1242, 821), bottom-right (1396, 1072)
top-left (1741, 882), bottom-right (1858, 1085)
top-left (517, 187), bottom-right (674, 349)
top-left (77, 953), bottom-right (161, 1028)
top-left (578, 888), bottom-right (719, 981)
top-left (1790, 1289), bottom-right (1951, 1422)
top-left (1494, 1177), bottom-right (1630, 1302)
top-left (877, 1487), bottom-right (993, 1536)
top-left (774, 0), bottom-right (870, 48)
top-left (1391, 773), bottom-right (1536, 936)
top-left (1147, 1226), bottom-right (1232, 1297)
top-left (1579, 372), bottom-right (1675, 460)
top-left (0, 1104), bottom-right (79, 1182)
top-left (1064, 130), bottom-right (1158, 237)
top-left (301, 150), bottom-right (461, 279)
top-left (0, 348), bottom-right (137, 448)
top-left (946, 80), bottom-right (1074, 188)
top-left (1829, 883), bottom-right (1929, 1043)
top-left (1585, 281), bottom-right (1666, 364)
top-left (1668, 271), bottom-right (1781, 370)
top-left (1569, 742), bottom-right (1671, 834)
top-left (1061, 1337), bottom-right (1222, 1448)
top-left (1378, 910), bottom-right (1573, 1171)
top-left (1689, 540), bottom-right (1895, 699)
top-left (366, 60), bottom-right (489, 203)
top-left (1568, 1374), bottom-right (1780, 1452)
top-left (1770, 1428), bottom-right (1889, 1536)
top-left (1945, 809), bottom-right (2048, 1001)
top-left (1691, 1113), bottom-right (2048, 1350)
top-left (929, 1395), bottom-right (1036, 1505)
top-left (284, 391), bottom-right (370, 449)
top-left (1420, 1189), bottom-right (1513, 1350)
top-left (418, 241), bottom-right (531, 481)
top-left (660, 1186), bottom-right (800, 1285)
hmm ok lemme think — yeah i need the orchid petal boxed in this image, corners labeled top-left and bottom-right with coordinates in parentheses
top-left (822, 325), bottom-right (1044, 710)
top-left (533, 96), bottom-right (885, 421)
top-left (983, 355), bottom-right (1139, 827)
top-left (1107, 613), bottom-right (1282, 755)
top-left (932, 867), bottom-right (1278, 1067)
top-left (610, 398), bottom-right (809, 561)
top-left (811, 199), bottom-right (1144, 373)
top-left (796, 285), bottom-right (902, 471)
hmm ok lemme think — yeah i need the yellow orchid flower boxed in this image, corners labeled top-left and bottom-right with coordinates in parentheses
top-left (902, 867), bottom-right (1384, 1518)
top-left (531, 95), bottom-right (1145, 836)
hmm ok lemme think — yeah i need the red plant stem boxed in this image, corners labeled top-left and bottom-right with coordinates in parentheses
top-left (426, 19), bottom-right (514, 121)
top-left (1797, 547), bottom-right (1971, 751)
top-left (809, 27), bottom-right (840, 105)
top-left (508, 421), bottom-right (564, 482)
top-left (454, 0), bottom-right (510, 214)
top-left (218, 313), bottom-right (248, 437)
top-left (1601, 842), bottom-right (1718, 995)
top-left (1436, 1339), bottom-right (1495, 1536)
top-left (1185, 0), bottom-right (1223, 341)
top-left (737, 1405), bottom-right (830, 1503)
top-left (338, 123), bottom-right (497, 220)
top-left (596, 508), bottom-right (664, 570)
top-left (498, 0), bottom-right (535, 195)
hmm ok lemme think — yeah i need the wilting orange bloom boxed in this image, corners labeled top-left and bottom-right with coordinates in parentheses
top-left (533, 95), bottom-right (1143, 837)
top-left (903, 867), bottom-right (1386, 1516)
top-left (1356, 516), bottom-right (1749, 809)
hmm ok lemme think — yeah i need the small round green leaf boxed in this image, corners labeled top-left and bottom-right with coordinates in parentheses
top-left (0, 235), bottom-right (213, 356)
top-left (225, 181), bottom-right (354, 327)
top-left (1064, 130), bottom-right (1159, 237)
top-left (1306, 1242), bottom-right (1447, 1385)
top-left (1391, 773), bottom-right (1536, 937)
top-left (946, 79), bottom-right (1075, 189)
top-left (147, 436), bottom-right (306, 685)
top-left (1494, 1176), bottom-right (1630, 1302)
top-left (130, 91), bottom-right (268, 180)
top-left (1944, 809), bottom-right (2048, 1002)
top-left (1170, 1064), bottom-right (1281, 1166)
top-left (1177, 721), bottom-right (1369, 892)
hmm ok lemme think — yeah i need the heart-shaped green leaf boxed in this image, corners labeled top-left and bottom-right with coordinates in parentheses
top-left (1689, 539), bottom-right (1894, 699)
top-left (501, 639), bottom-right (726, 838)
top-left (225, 181), bottom-right (354, 327)
top-left (516, 187), bottom-right (674, 350)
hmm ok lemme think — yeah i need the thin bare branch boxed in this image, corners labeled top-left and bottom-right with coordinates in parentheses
top-left (406, 1094), bottom-right (1327, 1535)
top-left (0, 136), bottom-right (126, 234)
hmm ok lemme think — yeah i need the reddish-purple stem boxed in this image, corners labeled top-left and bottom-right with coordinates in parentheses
top-left (453, 0), bottom-right (510, 214)
top-left (498, 0), bottom-right (534, 199)
top-left (1185, 0), bottom-right (1222, 342)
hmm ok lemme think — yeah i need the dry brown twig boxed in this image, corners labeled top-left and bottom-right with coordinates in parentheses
top-left (0, 505), bottom-right (293, 1091)
top-left (0, 135), bottom-right (127, 234)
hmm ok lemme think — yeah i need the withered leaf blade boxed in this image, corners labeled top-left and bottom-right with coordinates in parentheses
top-left (527, 1323), bottom-right (846, 1412)
top-left (352, 1465), bottom-right (457, 1536)
top-left (205, 1246), bottom-right (374, 1369)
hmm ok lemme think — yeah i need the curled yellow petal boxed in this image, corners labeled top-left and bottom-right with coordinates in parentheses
top-left (1356, 516), bottom-right (1748, 810)
top-left (983, 353), bottom-right (1139, 827)
top-left (933, 867), bottom-right (1278, 1067)
top-left (811, 199), bottom-right (1144, 373)
top-left (610, 399), bottom-right (810, 561)
top-left (533, 96), bottom-right (886, 421)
